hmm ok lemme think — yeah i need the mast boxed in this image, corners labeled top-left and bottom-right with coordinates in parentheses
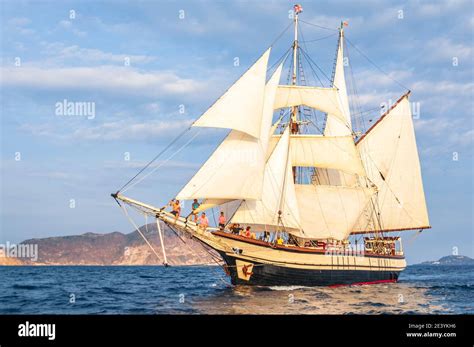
top-left (290, 4), bottom-right (300, 135)
top-left (291, 4), bottom-right (302, 183)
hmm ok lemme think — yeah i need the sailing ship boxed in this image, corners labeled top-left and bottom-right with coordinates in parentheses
top-left (112, 5), bottom-right (430, 286)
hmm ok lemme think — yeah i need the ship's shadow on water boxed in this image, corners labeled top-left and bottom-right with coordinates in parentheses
top-left (0, 265), bottom-right (472, 314)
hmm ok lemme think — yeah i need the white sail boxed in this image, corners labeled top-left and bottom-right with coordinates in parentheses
top-left (176, 131), bottom-right (264, 200)
top-left (192, 48), bottom-right (271, 138)
top-left (269, 134), bottom-right (365, 176)
top-left (261, 64), bottom-right (284, 154)
top-left (317, 28), bottom-right (355, 186)
top-left (176, 62), bottom-right (283, 201)
top-left (274, 85), bottom-right (347, 125)
top-left (324, 28), bottom-right (352, 136)
top-left (231, 127), bottom-right (301, 231)
top-left (294, 184), bottom-right (375, 240)
top-left (352, 94), bottom-right (430, 232)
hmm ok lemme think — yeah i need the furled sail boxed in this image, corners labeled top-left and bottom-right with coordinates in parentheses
top-left (352, 94), bottom-right (430, 233)
top-left (273, 85), bottom-right (347, 124)
top-left (294, 184), bottom-right (375, 240)
top-left (268, 134), bottom-right (366, 176)
top-left (230, 127), bottom-right (301, 231)
top-left (192, 48), bottom-right (271, 138)
top-left (176, 62), bottom-right (283, 201)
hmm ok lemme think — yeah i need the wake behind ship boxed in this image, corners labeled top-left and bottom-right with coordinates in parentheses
top-left (112, 5), bottom-right (430, 286)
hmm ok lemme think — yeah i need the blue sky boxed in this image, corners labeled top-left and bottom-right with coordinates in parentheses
top-left (1, 0), bottom-right (472, 264)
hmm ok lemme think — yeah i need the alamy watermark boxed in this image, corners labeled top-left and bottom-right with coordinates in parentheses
top-left (325, 243), bottom-right (365, 257)
top-left (0, 242), bottom-right (38, 261)
top-left (55, 99), bottom-right (95, 120)
top-left (380, 98), bottom-right (421, 119)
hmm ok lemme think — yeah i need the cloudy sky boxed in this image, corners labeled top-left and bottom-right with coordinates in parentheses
top-left (1, 0), bottom-right (472, 264)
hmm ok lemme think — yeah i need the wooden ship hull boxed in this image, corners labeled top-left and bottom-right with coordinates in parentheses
top-left (214, 233), bottom-right (405, 286)
top-left (179, 217), bottom-right (405, 287)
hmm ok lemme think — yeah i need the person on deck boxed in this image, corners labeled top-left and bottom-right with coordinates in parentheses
top-left (198, 212), bottom-right (209, 231)
top-left (218, 212), bottom-right (226, 231)
top-left (276, 235), bottom-right (284, 245)
top-left (170, 199), bottom-right (181, 223)
top-left (229, 223), bottom-right (241, 235)
top-left (243, 226), bottom-right (252, 238)
top-left (191, 199), bottom-right (200, 222)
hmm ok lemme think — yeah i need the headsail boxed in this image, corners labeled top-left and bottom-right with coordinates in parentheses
top-left (352, 93), bottom-right (430, 233)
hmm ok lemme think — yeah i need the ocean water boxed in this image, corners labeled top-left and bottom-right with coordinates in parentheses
top-left (0, 265), bottom-right (472, 314)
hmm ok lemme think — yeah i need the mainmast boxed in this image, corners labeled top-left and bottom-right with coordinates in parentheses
top-left (290, 4), bottom-right (302, 183)
top-left (290, 4), bottom-right (301, 135)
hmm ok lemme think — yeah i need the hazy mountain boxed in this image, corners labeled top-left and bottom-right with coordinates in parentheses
top-left (0, 222), bottom-right (219, 266)
top-left (419, 255), bottom-right (474, 266)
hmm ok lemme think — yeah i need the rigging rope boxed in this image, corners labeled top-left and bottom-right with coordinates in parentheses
top-left (300, 32), bottom-right (338, 43)
top-left (299, 19), bottom-right (339, 32)
top-left (345, 37), bottom-right (410, 91)
top-left (269, 21), bottom-right (293, 47)
top-left (117, 126), bottom-right (192, 193)
top-left (118, 203), bottom-right (163, 262)
top-left (121, 130), bottom-right (201, 193)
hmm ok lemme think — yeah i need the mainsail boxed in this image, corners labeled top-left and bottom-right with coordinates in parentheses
top-left (352, 94), bottom-right (430, 233)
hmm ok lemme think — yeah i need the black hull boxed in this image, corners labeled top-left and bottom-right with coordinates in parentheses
top-left (220, 253), bottom-right (401, 287)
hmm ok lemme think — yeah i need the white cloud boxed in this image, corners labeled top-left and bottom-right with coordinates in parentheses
top-left (21, 118), bottom-right (193, 142)
top-left (39, 42), bottom-right (155, 65)
top-left (7, 16), bottom-right (35, 35)
top-left (415, 117), bottom-right (473, 157)
top-left (57, 20), bottom-right (86, 37)
top-left (414, 0), bottom-right (469, 17)
top-left (1, 65), bottom-right (207, 98)
top-left (411, 80), bottom-right (474, 97)
top-left (425, 37), bottom-right (472, 62)
top-left (414, 117), bottom-right (453, 136)
top-left (8, 17), bottom-right (31, 26)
